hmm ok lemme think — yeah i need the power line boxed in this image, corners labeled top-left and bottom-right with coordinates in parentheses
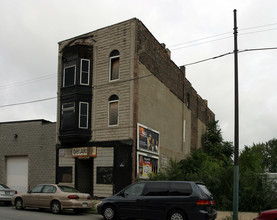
top-left (0, 73), bottom-right (56, 90)
top-left (0, 97), bottom-right (57, 108)
top-left (0, 73), bottom-right (153, 108)
top-left (169, 23), bottom-right (277, 51)
top-left (182, 47), bottom-right (277, 66)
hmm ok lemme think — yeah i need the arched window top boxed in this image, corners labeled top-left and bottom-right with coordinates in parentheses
top-left (110, 50), bottom-right (120, 57)
top-left (109, 95), bottom-right (119, 101)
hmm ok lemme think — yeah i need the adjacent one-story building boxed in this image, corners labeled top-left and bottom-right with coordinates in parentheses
top-left (0, 120), bottom-right (56, 193)
top-left (56, 18), bottom-right (215, 197)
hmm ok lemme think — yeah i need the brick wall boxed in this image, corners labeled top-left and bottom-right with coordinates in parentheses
top-left (0, 120), bottom-right (56, 189)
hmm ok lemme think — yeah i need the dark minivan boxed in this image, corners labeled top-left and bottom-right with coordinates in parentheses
top-left (97, 181), bottom-right (217, 220)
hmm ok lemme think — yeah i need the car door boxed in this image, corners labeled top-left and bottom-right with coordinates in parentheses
top-left (38, 185), bottom-right (56, 208)
top-left (141, 182), bottom-right (169, 220)
top-left (116, 182), bottom-right (145, 219)
top-left (23, 185), bottom-right (44, 207)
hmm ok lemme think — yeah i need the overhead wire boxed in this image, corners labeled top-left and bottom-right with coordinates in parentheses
top-left (1, 22), bottom-right (277, 108)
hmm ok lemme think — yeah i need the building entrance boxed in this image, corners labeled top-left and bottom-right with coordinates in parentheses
top-left (75, 158), bottom-right (93, 195)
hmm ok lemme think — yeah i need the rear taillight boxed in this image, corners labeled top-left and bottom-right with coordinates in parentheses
top-left (87, 195), bottom-right (92, 200)
top-left (196, 199), bottom-right (215, 205)
top-left (68, 195), bottom-right (79, 199)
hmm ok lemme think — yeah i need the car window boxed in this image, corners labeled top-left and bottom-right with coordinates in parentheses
top-left (58, 185), bottom-right (80, 193)
top-left (31, 185), bottom-right (44, 193)
top-left (143, 182), bottom-right (169, 196)
top-left (169, 182), bottom-right (192, 196)
top-left (197, 183), bottom-right (213, 198)
top-left (0, 184), bottom-right (9, 190)
top-left (42, 185), bottom-right (56, 193)
top-left (124, 183), bottom-right (145, 196)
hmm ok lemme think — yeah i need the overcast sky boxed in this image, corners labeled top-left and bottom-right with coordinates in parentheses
top-left (1, 0), bottom-right (277, 150)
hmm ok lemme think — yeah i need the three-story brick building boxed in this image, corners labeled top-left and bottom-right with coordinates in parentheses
top-left (56, 18), bottom-right (214, 197)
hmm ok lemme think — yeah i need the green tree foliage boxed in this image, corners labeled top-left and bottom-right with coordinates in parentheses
top-left (152, 120), bottom-right (277, 212)
top-left (239, 141), bottom-right (277, 211)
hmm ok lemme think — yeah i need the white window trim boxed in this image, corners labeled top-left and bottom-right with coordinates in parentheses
top-left (63, 65), bottom-right (76, 87)
top-left (80, 59), bottom-right (90, 85)
top-left (79, 102), bottom-right (89, 129)
top-left (108, 99), bottom-right (119, 127)
top-left (109, 55), bottom-right (120, 82)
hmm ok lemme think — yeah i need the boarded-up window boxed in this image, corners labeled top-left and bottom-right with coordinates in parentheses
top-left (58, 167), bottom-right (73, 183)
top-left (97, 167), bottom-right (113, 184)
top-left (61, 102), bottom-right (75, 130)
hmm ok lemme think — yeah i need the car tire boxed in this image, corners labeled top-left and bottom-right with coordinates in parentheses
top-left (168, 210), bottom-right (186, 220)
top-left (51, 200), bottom-right (61, 214)
top-left (103, 205), bottom-right (117, 220)
top-left (15, 198), bottom-right (24, 210)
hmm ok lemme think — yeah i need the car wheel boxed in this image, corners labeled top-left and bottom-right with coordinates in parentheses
top-left (168, 210), bottom-right (185, 220)
top-left (15, 198), bottom-right (24, 210)
top-left (103, 205), bottom-right (117, 220)
top-left (51, 201), bottom-right (61, 214)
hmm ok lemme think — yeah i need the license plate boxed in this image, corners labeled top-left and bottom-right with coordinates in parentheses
top-left (82, 203), bottom-right (88, 207)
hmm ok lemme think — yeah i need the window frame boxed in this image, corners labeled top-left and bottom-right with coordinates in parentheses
top-left (108, 98), bottom-right (119, 127)
top-left (109, 52), bottom-right (120, 82)
top-left (63, 65), bottom-right (76, 87)
top-left (80, 58), bottom-right (90, 85)
top-left (79, 102), bottom-right (89, 129)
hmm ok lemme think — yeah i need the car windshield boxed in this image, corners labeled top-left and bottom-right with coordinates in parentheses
top-left (0, 184), bottom-right (9, 190)
top-left (197, 183), bottom-right (213, 198)
top-left (58, 185), bottom-right (80, 193)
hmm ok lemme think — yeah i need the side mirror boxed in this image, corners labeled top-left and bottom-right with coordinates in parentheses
top-left (27, 190), bottom-right (31, 194)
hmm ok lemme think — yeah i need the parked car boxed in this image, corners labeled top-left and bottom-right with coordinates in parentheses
top-left (11, 184), bottom-right (92, 214)
top-left (0, 184), bottom-right (17, 205)
top-left (97, 181), bottom-right (217, 220)
top-left (253, 209), bottom-right (277, 220)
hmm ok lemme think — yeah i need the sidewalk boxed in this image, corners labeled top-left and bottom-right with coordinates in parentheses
top-left (217, 211), bottom-right (258, 220)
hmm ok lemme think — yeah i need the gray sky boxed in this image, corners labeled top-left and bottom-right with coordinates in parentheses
top-left (1, 0), bottom-right (277, 150)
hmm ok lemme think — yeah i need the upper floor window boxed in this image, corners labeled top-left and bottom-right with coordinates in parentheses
top-left (80, 59), bottom-right (90, 85)
top-left (61, 102), bottom-right (75, 130)
top-left (108, 95), bottom-right (119, 126)
top-left (186, 93), bottom-right (190, 109)
top-left (79, 102), bottom-right (89, 129)
top-left (63, 65), bottom-right (76, 87)
top-left (109, 50), bottom-right (120, 81)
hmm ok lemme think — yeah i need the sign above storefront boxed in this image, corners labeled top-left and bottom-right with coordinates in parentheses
top-left (72, 147), bottom-right (97, 158)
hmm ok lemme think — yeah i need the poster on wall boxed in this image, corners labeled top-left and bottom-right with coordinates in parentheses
top-left (137, 153), bottom-right (159, 179)
top-left (137, 123), bottom-right (160, 155)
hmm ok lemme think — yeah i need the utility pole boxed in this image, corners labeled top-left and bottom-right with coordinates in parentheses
top-left (233, 9), bottom-right (239, 220)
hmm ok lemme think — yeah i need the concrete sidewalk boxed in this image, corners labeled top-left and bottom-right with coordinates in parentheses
top-left (217, 211), bottom-right (258, 220)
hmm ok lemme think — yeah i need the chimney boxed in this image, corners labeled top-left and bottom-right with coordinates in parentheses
top-left (161, 43), bottom-right (171, 58)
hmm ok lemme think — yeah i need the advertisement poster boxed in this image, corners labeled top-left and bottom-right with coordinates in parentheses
top-left (137, 153), bottom-right (159, 179)
top-left (137, 123), bottom-right (159, 155)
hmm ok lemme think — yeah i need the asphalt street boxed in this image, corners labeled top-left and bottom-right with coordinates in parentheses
top-left (0, 204), bottom-right (103, 220)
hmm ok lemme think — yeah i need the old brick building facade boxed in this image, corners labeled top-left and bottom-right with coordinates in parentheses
top-left (56, 18), bottom-right (214, 197)
top-left (0, 120), bottom-right (56, 193)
